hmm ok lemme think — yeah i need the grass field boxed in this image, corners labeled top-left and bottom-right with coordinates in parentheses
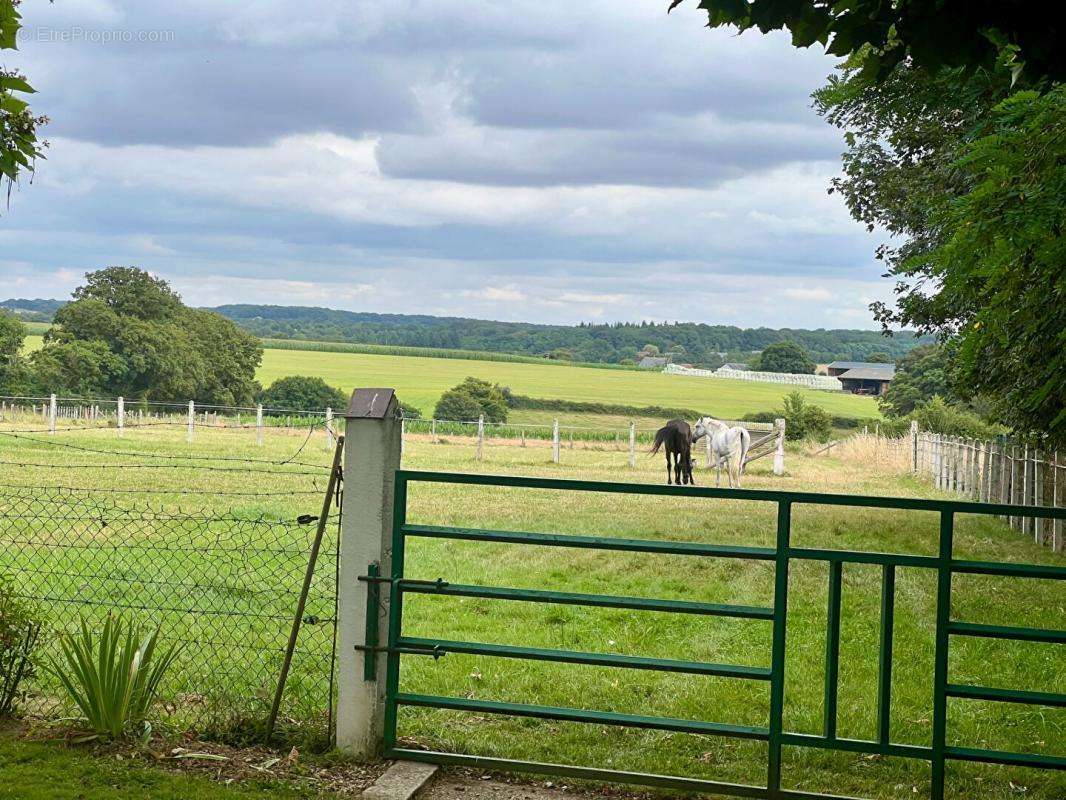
top-left (19, 334), bottom-right (880, 422)
top-left (0, 414), bottom-right (1061, 799)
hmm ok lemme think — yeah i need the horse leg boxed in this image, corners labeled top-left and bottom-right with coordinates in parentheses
top-left (666, 451), bottom-right (673, 484)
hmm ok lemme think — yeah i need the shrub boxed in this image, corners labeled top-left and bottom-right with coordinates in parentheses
top-left (51, 615), bottom-right (181, 739)
top-left (258, 375), bottom-right (348, 412)
top-left (907, 396), bottom-right (1003, 439)
top-left (778, 391), bottom-right (832, 441)
top-left (433, 377), bottom-right (508, 422)
top-left (433, 389), bottom-right (484, 422)
top-left (0, 578), bottom-right (41, 716)
top-left (399, 401), bottom-right (422, 419)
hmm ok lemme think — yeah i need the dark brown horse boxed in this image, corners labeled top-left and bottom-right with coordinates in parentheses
top-left (651, 419), bottom-right (694, 485)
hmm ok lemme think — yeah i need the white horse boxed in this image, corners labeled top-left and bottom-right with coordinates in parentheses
top-left (692, 417), bottom-right (750, 488)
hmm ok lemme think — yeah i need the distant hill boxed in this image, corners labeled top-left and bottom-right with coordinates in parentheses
top-left (212, 304), bottom-right (930, 367)
top-left (3, 298), bottom-right (931, 367)
top-left (0, 298), bottom-right (65, 322)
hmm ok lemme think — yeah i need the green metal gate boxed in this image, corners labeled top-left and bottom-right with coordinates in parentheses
top-left (365, 470), bottom-right (1065, 799)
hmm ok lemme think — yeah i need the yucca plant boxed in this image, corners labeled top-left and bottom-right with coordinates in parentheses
top-left (51, 615), bottom-right (181, 739)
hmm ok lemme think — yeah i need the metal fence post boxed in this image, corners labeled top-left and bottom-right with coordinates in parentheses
top-left (117, 396), bottom-right (125, 438)
top-left (49, 393), bottom-right (56, 434)
top-left (628, 422), bottom-right (636, 469)
top-left (187, 400), bottom-right (195, 442)
top-left (337, 388), bottom-right (402, 758)
top-left (256, 404), bottom-right (264, 446)
top-left (773, 418), bottom-right (786, 476)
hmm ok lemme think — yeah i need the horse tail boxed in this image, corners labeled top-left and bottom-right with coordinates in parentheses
top-left (650, 427), bottom-right (668, 455)
top-left (739, 428), bottom-right (751, 474)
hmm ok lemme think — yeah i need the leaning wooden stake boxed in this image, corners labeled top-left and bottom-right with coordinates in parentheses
top-left (266, 436), bottom-right (345, 741)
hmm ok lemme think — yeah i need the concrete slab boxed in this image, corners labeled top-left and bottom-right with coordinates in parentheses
top-left (362, 760), bottom-right (440, 800)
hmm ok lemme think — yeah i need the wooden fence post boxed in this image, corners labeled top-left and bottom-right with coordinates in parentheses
top-left (336, 388), bottom-right (401, 757)
top-left (1034, 450), bottom-right (1043, 545)
top-left (773, 419), bottom-right (786, 476)
top-left (400, 416), bottom-right (406, 458)
top-left (910, 421), bottom-right (919, 473)
top-left (187, 400), bottom-right (195, 443)
top-left (628, 422), bottom-right (636, 469)
top-left (49, 394), bottom-right (56, 435)
top-left (1053, 452), bottom-right (1062, 553)
top-left (476, 415), bottom-right (484, 461)
top-left (325, 407), bottom-right (334, 450)
top-left (256, 404), bottom-right (264, 446)
top-left (117, 396), bottom-right (125, 438)
top-left (552, 419), bottom-right (560, 464)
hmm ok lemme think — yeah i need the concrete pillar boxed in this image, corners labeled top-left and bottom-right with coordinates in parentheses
top-left (336, 388), bottom-right (402, 758)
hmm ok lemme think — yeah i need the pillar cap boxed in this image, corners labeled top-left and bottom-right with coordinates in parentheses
top-left (346, 388), bottom-right (397, 419)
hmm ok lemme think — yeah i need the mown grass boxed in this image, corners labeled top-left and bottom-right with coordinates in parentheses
top-left (0, 728), bottom-right (312, 799)
top-left (0, 417), bottom-right (1061, 799)
top-left (19, 333), bottom-right (879, 422)
top-left (256, 345), bottom-right (879, 421)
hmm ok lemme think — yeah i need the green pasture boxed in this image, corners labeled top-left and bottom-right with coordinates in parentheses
top-left (0, 417), bottom-right (1060, 798)
top-left (256, 344), bottom-right (879, 421)
top-left (18, 334), bottom-right (880, 422)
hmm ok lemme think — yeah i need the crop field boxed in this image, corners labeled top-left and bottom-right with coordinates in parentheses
top-left (19, 335), bottom-right (880, 422)
top-left (256, 343), bottom-right (880, 421)
top-left (0, 414), bottom-right (1061, 799)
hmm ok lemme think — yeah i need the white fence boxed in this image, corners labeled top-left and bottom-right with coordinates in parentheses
top-left (0, 394), bottom-right (786, 473)
top-left (664, 364), bottom-right (843, 391)
top-left (913, 427), bottom-right (1063, 552)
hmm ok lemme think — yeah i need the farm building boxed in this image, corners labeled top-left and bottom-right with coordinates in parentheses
top-left (638, 355), bottom-right (670, 369)
top-left (826, 361), bottom-right (896, 395)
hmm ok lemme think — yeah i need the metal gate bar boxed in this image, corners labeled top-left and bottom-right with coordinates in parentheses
top-left (375, 470), bottom-right (1066, 799)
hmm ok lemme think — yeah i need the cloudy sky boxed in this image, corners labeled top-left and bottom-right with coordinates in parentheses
top-left (1, 0), bottom-right (891, 328)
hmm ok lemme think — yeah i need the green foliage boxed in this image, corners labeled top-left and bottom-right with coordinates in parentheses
top-left (755, 341), bottom-right (815, 374)
top-left (879, 344), bottom-right (953, 417)
top-left (219, 304), bottom-right (930, 368)
top-left (815, 54), bottom-right (1064, 441)
top-left (51, 615), bottom-right (181, 739)
top-left (776, 391), bottom-right (832, 441)
top-left (508, 394), bottom-right (705, 421)
top-left (908, 396), bottom-right (1004, 440)
top-left (433, 389), bottom-right (484, 422)
top-left (670, 0), bottom-right (1064, 84)
top-left (1, 1), bottom-right (47, 193)
top-left (398, 401), bottom-right (422, 419)
top-left (258, 375), bottom-right (347, 413)
top-left (865, 351), bottom-right (892, 363)
top-left (0, 310), bottom-right (32, 394)
top-left (433, 377), bottom-right (509, 422)
top-left (914, 87), bottom-right (1066, 442)
top-left (0, 575), bottom-right (40, 716)
top-left (33, 268), bottom-right (262, 404)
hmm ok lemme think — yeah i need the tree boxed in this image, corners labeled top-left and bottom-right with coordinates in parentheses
top-left (434, 389), bottom-right (484, 422)
top-left (433, 377), bottom-right (509, 422)
top-left (814, 53), bottom-right (1064, 440)
top-left (865, 352), bottom-right (892, 363)
top-left (912, 87), bottom-right (1066, 440)
top-left (879, 344), bottom-right (952, 418)
top-left (34, 268), bottom-right (263, 404)
top-left (756, 341), bottom-right (815, 374)
top-left (1, 1), bottom-right (47, 197)
top-left (777, 391), bottom-right (832, 441)
top-left (258, 376), bottom-right (347, 413)
top-left (669, 1), bottom-right (1065, 84)
top-left (0, 309), bottom-right (32, 393)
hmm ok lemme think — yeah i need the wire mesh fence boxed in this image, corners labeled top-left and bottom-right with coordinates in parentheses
top-left (0, 415), bottom-right (340, 741)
